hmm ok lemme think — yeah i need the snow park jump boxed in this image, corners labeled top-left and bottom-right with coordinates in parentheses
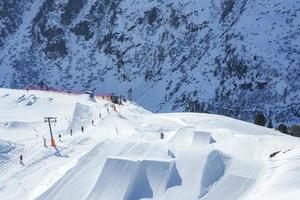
top-left (0, 88), bottom-right (300, 200)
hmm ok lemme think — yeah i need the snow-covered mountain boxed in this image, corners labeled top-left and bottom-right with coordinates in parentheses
top-left (0, 0), bottom-right (299, 124)
top-left (1, 88), bottom-right (300, 200)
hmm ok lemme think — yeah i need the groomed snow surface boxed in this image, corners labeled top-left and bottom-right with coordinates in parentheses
top-left (0, 88), bottom-right (300, 200)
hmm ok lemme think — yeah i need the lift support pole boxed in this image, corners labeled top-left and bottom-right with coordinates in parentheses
top-left (44, 117), bottom-right (57, 147)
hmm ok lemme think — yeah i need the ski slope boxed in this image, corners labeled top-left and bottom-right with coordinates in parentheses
top-left (0, 88), bottom-right (300, 200)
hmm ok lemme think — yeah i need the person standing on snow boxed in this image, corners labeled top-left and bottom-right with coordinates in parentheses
top-left (160, 132), bottom-right (164, 139)
top-left (59, 134), bottom-right (62, 142)
top-left (20, 154), bottom-right (24, 165)
top-left (43, 136), bottom-right (47, 147)
top-left (92, 120), bottom-right (95, 126)
top-left (81, 126), bottom-right (84, 133)
top-left (70, 129), bottom-right (73, 136)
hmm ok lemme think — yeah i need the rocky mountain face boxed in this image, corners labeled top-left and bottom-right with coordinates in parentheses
top-left (0, 0), bottom-right (299, 124)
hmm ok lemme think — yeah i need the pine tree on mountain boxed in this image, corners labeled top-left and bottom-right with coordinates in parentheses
top-left (276, 124), bottom-right (288, 134)
top-left (254, 113), bottom-right (266, 126)
top-left (267, 119), bottom-right (273, 128)
top-left (38, 80), bottom-right (45, 89)
top-left (128, 88), bottom-right (132, 101)
top-left (289, 125), bottom-right (300, 137)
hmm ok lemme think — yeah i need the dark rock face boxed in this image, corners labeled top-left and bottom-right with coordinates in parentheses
top-left (0, 0), bottom-right (31, 47)
top-left (61, 0), bottom-right (87, 25)
top-left (0, 0), bottom-right (299, 124)
top-left (71, 21), bottom-right (94, 40)
top-left (31, 0), bottom-right (68, 59)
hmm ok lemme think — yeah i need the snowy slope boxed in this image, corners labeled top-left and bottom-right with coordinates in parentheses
top-left (0, 88), bottom-right (300, 200)
top-left (0, 0), bottom-right (299, 124)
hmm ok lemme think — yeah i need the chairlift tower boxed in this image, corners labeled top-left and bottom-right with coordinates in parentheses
top-left (44, 117), bottom-right (57, 147)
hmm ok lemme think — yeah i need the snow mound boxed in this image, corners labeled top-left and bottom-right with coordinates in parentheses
top-left (68, 103), bottom-right (93, 132)
top-left (203, 174), bottom-right (255, 200)
top-left (0, 121), bottom-right (36, 129)
top-left (0, 140), bottom-right (15, 154)
top-left (87, 158), bottom-right (181, 200)
top-left (0, 140), bottom-right (15, 164)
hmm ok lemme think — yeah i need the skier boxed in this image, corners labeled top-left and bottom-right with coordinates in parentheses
top-left (107, 108), bottom-right (109, 113)
top-left (70, 129), bottom-right (73, 136)
top-left (81, 126), bottom-right (84, 133)
top-left (160, 132), bottom-right (164, 139)
top-left (59, 134), bottom-right (62, 142)
top-left (43, 136), bottom-right (47, 147)
top-left (20, 154), bottom-right (24, 165)
top-left (92, 120), bottom-right (95, 126)
top-left (99, 113), bottom-right (101, 119)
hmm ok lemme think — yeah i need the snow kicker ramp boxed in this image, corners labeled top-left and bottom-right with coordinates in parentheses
top-left (170, 126), bottom-right (215, 147)
top-left (37, 143), bottom-right (231, 200)
top-left (87, 158), bottom-right (182, 200)
top-left (36, 148), bottom-right (182, 200)
top-left (68, 103), bottom-right (93, 132)
top-left (202, 158), bottom-right (262, 200)
top-left (193, 131), bottom-right (216, 146)
top-left (161, 150), bottom-right (228, 200)
top-left (36, 140), bottom-right (133, 200)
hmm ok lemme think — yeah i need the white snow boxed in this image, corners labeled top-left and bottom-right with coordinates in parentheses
top-left (0, 88), bottom-right (300, 200)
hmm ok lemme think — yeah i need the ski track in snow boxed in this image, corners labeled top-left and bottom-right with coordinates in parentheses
top-left (0, 88), bottom-right (300, 200)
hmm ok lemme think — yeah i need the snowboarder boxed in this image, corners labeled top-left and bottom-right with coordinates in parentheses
top-left (70, 129), bottom-right (73, 136)
top-left (59, 134), bottom-right (62, 142)
top-left (43, 136), bottom-right (47, 147)
top-left (160, 132), bottom-right (164, 139)
top-left (20, 154), bottom-right (24, 165)
top-left (81, 126), bottom-right (84, 133)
